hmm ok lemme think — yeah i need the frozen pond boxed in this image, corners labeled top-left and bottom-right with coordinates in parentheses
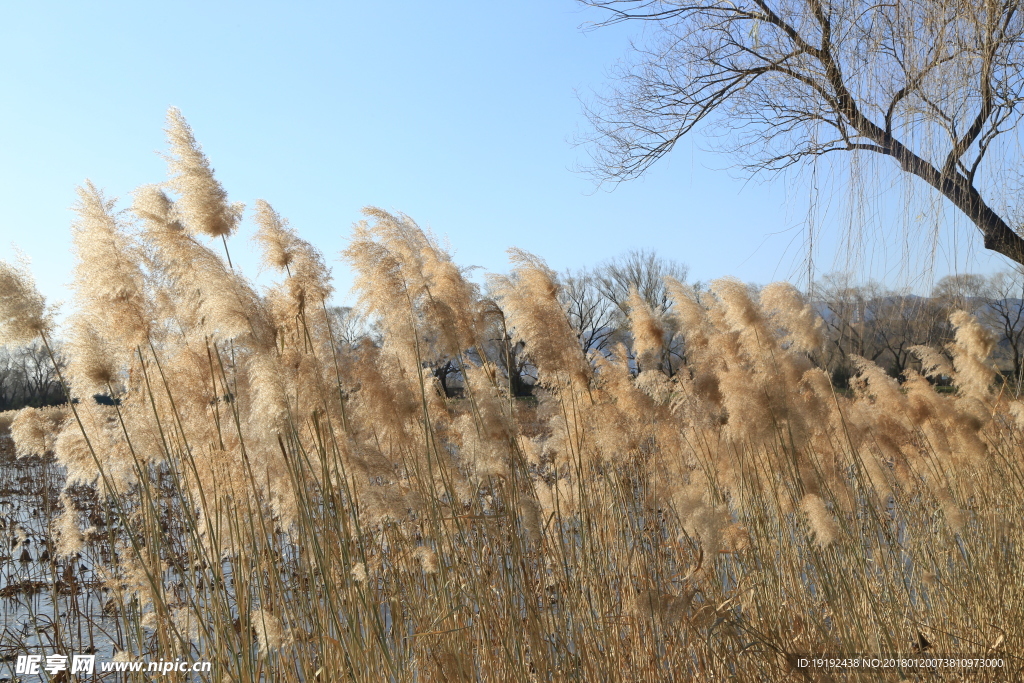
top-left (0, 435), bottom-right (123, 681)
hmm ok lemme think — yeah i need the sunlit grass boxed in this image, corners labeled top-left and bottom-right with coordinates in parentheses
top-left (0, 110), bottom-right (1021, 682)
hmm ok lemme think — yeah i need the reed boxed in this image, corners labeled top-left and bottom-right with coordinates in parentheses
top-left (1, 110), bottom-right (1021, 682)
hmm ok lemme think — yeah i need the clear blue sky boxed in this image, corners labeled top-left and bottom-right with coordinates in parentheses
top-left (0, 0), bottom-right (1011, 316)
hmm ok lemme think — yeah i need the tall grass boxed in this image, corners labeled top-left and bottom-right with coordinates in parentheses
top-left (1, 110), bottom-right (1021, 681)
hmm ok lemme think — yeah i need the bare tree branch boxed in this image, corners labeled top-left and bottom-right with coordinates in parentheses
top-left (580, 0), bottom-right (1024, 265)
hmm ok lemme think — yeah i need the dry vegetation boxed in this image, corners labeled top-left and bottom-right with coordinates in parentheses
top-left (0, 110), bottom-right (1022, 681)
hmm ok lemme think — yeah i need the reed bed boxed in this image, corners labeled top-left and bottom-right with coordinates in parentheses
top-left (0, 110), bottom-right (1021, 681)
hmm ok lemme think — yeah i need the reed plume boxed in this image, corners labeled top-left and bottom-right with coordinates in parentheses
top-left (489, 249), bottom-right (591, 389)
top-left (2, 115), bottom-right (1021, 682)
top-left (164, 107), bottom-right (243, 239)
top-left (0, 259), bottom-right (52, 345)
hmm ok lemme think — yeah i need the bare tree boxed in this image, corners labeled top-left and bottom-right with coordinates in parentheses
top-left (327, 306), bottom-right (379, 351)
top-left (581, 0), bottom-right (1024, 265)
top-left (816, 276), bottom-right (886, 384)
top-left (561, 269), bottom-right (620, 353)
top-left (928, 271), bottom-right (1024, 382)
top-left (982, 270), bottom-right (1024, 381)
top-left (0, 341), bottom-right (65, 410)
top-left (932, 273), bottom-right (992, 313)
top-left (427, 358), bottom-right (462, 398)
top-left (593, 249), bottom-right (689, 374)
top-left (815, 276), bottom-right (952, 382)
top-left (594, 249), bottom-right (689, 318)
top-left (870, 293), bottom-right (950, 377)
top-left (477, 300), bottom-right (537, 397)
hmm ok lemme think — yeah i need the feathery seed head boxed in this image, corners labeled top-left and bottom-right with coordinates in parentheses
top-left (0, 260), bottom-right (51, 344)
top-left (52, 496), bottom-right (85, 558)
top-left (72, 182), bottom-right (151, 347)
top-left (132, 184), bottom-right (182, 231)
top-left (489, 249), bottom-right (592, 389)
top-left (254, 609), bottom-right (286, 651)
top-left (164, 107), bottom-right (243, 238)
top-left (800, 493), bottom-right (838, 547)
top-left (11, 406), bottom-right (67, 457)
top-left (911, 345), bottom-right (954, 381)
top-left (627, 286), bottom-right (665, 365)
top-left (413, 546), bottom-right (439, 574)
top-left (253, 199), bottom-right (295, 272)
top-left (66, 317), bottom-right (121, 393)
top-left (759, 282), bottom-right (824, 353)
top-left (948, 310), bottom-right (995, 400)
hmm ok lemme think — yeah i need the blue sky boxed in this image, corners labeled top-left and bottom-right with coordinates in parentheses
top-left (0, 0), bottom-right (1011, 315)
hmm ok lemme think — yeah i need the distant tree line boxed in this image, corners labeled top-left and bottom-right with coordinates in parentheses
top-left (815, 271), bottom-right (1024, 389)
top-left (322, 250), bottom-right (689, 399)
top-left (382, 254), bottom-right (1024, 399)
top-left (0, 341), bottom-right (65, 411)
top-left (6, 261), bottom-right (1022, 411)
